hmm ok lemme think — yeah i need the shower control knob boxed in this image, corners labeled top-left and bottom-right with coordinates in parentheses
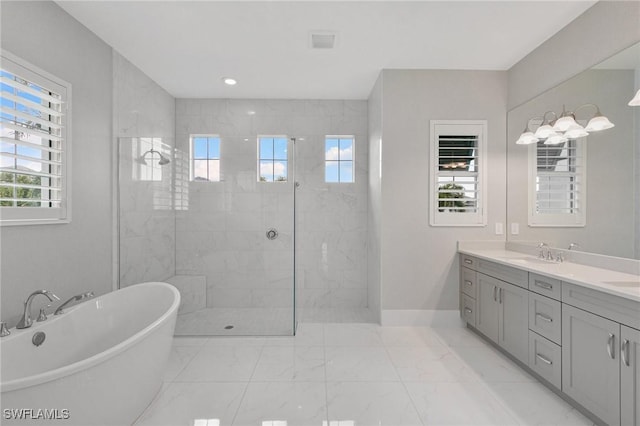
top-left (266, 229), bottom-right (279, 240)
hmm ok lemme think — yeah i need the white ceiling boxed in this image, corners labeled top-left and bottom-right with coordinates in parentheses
top-left (56, 0), bottom-right (597, 100)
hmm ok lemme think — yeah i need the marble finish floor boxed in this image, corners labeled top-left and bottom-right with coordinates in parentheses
top-left (175, 308), bottom-right (376, 336)
top-left (135, 323), bottom-right (595, 426)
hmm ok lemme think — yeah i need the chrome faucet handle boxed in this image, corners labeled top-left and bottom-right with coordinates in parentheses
top-left (37, 306), bottom-right (50, 322)
top-left (0, 322), bottom-right (10, 337)
top-left (537, 242), bottom-right (548, 258)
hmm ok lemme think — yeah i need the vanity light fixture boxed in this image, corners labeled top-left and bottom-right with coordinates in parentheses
top-left (628, 89), bottom-right (640, 106)
top-left (515, 103), bottom-right (614, 145)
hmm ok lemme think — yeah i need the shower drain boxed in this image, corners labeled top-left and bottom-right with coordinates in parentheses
top-left (224, 325), bottom-right (234, 330)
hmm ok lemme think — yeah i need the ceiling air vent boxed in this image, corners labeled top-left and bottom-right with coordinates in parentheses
top-left (310, 32), bottom-right (336, 49)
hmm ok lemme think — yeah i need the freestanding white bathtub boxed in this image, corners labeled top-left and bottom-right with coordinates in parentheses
top-left (1, 282), bottom-right (180, 426)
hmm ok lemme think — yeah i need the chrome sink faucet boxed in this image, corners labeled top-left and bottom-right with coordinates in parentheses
top-left (16, 290), bottom-right (60, 329)
top-left (54, 292), bottom-right (95, 315)
top-left (537, 242), bottom-right (549, 259)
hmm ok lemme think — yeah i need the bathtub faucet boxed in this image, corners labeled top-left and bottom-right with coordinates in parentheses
top-left (54, 292), bottom-right (95, 315)
top-left (16, 290), bottom-right (61, 329)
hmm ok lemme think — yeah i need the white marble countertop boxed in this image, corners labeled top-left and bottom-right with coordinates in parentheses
top-left (458, 247), bottom-right (640, 303)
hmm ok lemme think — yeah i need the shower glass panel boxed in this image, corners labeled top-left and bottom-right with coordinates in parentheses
top-left (118, 136), bottom-right (296, 336)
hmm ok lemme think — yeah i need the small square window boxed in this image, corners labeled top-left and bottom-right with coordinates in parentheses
top-left (190, 135), bottom-right (220, 182)
top-left (325, 136), bottom-right (354, 183)
top-left (258, 136), bottom-right (288, 182)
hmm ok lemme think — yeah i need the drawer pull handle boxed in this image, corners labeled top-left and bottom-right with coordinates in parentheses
top-left (536, 313), bottom-right (553, 323)
top-left (464, 280), bottom-right (473, 287)
top-left (493, 286), bottom-right (497, 302)
top-left (607, 333), bottom-right (615, 360)
top-left (622, 339), bottom-right (630, 367)
top-left (464, 308), bottom-right (472, 314)
top-left (534, 281), bottom-right (553, 290)
top-left (536, 353), bottom-right (553, 365)
top-left (464, 259), bottom-right (473, 265)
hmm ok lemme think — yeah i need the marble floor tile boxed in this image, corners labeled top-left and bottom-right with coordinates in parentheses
top-left (232, 382), bottom-right (328, 426)
top-left (138, 323), bottom-right (601, 426)
top-left (324, 323), bottom-right (384, 346)
top-left (378, 326), bottom-right (448, 348)
top-left (251, 346), bottom-right (326, 382)
top-left (488, 382), bottom-right (595, 425)
top-left (134, 382), bottom-right (246, 426)
top-left (386, 346), bottom-right (478, 383)
top-left (450, 344), bottom-right (537, 383)
top-left (264, 322), bottom-right (325, 346)
top-left (405, 381), bottom-right (521, 425)
top-left (326, 381), bottom-right (424, 426)
top-left (325, 346), bottom-right (400, 381)
top-left (164, 345), bottom-right (203, 382)
top-left (174, 345), bottom-right (263, 382)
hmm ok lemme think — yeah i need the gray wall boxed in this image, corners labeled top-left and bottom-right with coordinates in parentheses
top-left (378, 70), bottom-right (508, 315)
top-left (0, 1), bottom-right (113, 326)
top-left (508, 1), bottom-right (640, 109)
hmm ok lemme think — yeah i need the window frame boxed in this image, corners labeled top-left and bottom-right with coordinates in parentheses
top-left (257, 135), bottom-right (289, 183)
top-left (325, 135), bottom-right (355, 183)
top-left (0, 49), bottom-right (72, 226)
top-left (189, 134), bottom-right (221, 182)
top-left (528, 138), bottom-right (587, 227)
top-left (429, 120), bottom-right (487, 227)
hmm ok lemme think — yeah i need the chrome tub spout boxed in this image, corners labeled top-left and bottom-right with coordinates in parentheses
top-left (16, 290), bottom-right (60, 329)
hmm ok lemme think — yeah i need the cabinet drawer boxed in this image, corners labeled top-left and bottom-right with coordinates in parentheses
top-left (529, 292), bottom-right (562, 345)
top-left (461, 294), bottom-right (476, 327)
top-left (529, 331), bottom-right (562, 390)
top-left (529, 273), bottom-right (562, 301)
top-left (562, 282), bottom-right (640, 330)
top-left (460, 254), bottom-right (477, 270)
top-left (477, 258), bottom-right (528, 288)
top-left (460, 267), bottom-right (477, 299)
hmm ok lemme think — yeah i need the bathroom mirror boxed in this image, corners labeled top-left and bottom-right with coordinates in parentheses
top-left (507, 42), bottom-right (640, 259)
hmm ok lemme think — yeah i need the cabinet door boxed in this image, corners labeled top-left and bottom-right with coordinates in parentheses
top-left (476, 273), bottom-right (499, 342)
top-left (562, 304), bottom-right (620, 426)
top-left (498, 281), bottom-right (529, 364)
top-left (621, 325), bottom-right (640, 426)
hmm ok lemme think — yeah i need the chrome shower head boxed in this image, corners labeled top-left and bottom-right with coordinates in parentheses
top-left (138, 149), bottom-right (171, 166)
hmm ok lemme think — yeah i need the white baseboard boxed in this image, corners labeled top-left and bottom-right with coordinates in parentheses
top-left (381, 309), bottom-right (463, 327)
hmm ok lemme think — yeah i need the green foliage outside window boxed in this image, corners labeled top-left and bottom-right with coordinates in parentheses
top-left (0, 172), bottom-right (42, 206)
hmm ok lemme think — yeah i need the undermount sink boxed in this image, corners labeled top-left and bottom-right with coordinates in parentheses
top-left (602, 280), bottom-right (640, 288)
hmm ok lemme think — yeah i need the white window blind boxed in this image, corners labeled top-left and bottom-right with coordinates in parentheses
top-left (529, 139), bottom-right (586, 227)
top-left (0, 51), bottom-right (71, 225)
top-left (430, 120), bottom-right (487, 226)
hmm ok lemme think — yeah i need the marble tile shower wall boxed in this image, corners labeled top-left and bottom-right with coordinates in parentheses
top-left (175, 99), bottom-right (369, 313)
top-left (115, 52), bottom-right (176, 287)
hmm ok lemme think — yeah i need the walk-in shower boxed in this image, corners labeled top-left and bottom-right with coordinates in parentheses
top-left (117, 98), bottom-right (373, 337)
top-left (118, 134), bottom-right (298, 336)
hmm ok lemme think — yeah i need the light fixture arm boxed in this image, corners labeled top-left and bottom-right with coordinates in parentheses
top-left (573, 103), bottom-right (601, 119)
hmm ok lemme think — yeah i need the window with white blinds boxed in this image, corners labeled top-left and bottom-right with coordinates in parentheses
top-left (0, 51), bottom-right (71, 225)
top-left (528, 139), bottom-right (586, 227)
top-left (430, 120), bottom-right (487, 226)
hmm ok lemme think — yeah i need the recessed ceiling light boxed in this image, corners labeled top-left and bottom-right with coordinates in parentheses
top-left (222, 77), bottom-right (237, 86)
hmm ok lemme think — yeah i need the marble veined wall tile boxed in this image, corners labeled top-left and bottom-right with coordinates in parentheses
top-left (174, 98), bottom-right (368, 311)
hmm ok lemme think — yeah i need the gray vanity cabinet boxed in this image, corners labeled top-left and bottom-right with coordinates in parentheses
top-left (476, 272), bottom-right (529, 364)
top-left (621, 325), bottom-right (640, 426)
top-left (562, 304), bottom-right (620, 426)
